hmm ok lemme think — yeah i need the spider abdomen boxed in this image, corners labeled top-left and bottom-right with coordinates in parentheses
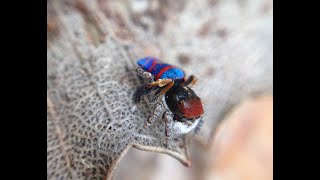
top-left (137, 57), bottom-right (185, 80)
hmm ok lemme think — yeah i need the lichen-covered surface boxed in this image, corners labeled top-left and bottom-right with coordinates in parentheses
top-left (47, 0), bottom-right (272, 179)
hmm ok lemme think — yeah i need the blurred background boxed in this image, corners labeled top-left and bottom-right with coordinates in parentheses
top-left (48, 0), bottom-right (273, 179)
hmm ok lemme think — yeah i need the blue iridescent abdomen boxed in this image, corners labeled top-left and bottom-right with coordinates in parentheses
top-left (137, 57), bottom-right (185, 80)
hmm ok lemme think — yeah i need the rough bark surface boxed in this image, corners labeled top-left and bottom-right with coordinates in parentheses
top-left (47, 0), bottom-right (272, 179)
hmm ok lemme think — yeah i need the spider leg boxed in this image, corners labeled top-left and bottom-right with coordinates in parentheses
top-left (150, 80), bottom-right (174, 103)
top-left (148, 78), bottom-right (173, 87)
top-left (133, 79), bottom-right (173, 103)
top-left (163, 111), bottom-right (174, 144)
top-left (142, 102), bottom-right (163, 129)
top-left (182, 75), bottom-right (198, 87)
top-left (132, 84), bottom-right (157, 103)
top-left (136, 67), bottom-right (154, 82)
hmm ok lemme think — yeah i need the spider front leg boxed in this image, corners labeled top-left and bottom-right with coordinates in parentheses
top-left (132, 79), bottom-right (173, 103)
top-left (150, 79), bottom-right (174, 103)
top-left (136, 67), bottom-right (154, 82)
top-left (163, 111), bottom-right (174, 144)
top-left (142, 102), bottom-right (163, 129)
top-left (182, 75), bottom-right (198, 87)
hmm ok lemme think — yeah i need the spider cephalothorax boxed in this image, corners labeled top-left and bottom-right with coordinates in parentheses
top-left (132, 57), bottom-right (204, 143)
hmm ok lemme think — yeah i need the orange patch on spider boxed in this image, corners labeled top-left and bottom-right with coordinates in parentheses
top-left (178, 98), bottom-right (204, 119)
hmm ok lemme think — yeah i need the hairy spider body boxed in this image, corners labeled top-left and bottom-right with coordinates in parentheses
top-left (133, 57), bottom-right (204, 143)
